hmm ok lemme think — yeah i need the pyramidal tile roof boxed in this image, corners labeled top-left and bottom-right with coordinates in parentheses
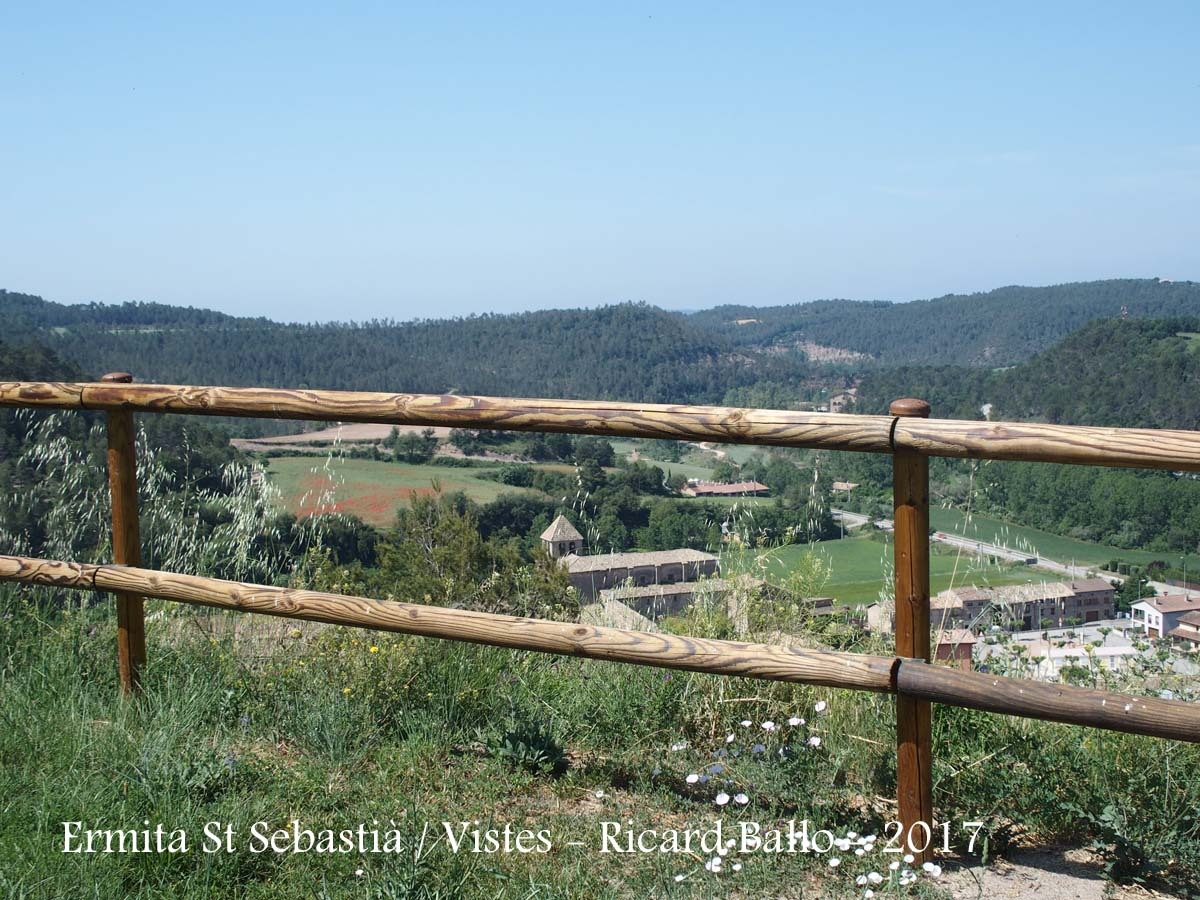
top-left (541, 514), bottom-right (584, 543)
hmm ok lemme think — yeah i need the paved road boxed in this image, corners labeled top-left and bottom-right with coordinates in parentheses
top-left (831, 507), bottom-right (1198, 597)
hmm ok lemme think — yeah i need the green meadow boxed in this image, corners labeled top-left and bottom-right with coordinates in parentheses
top-left (929, 507), bottom-right (1200, 572)
top-left (729, 532), bottom-right (1050, 607)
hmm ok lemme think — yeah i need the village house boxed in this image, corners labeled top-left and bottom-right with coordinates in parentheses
top-left (681, 479), bottom-right (770, 498)
top-left (934, 628), bottom-right (976, 671)
top-left (934, 578), bottom-right (1116, 630)
top-left (977, 635), bottom-right (1140, 679)
top-left (828, 392), bottom-right (855, 414)
top-left (1168, 610), bottom-right (1200, 648)
top-left (867, 578), bottom-right (1117, 634)
top-left (1132, 593), bottom-right (1200, 639)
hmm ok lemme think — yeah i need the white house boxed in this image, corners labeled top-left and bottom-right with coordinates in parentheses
top-left (1132, 594), bottom-right (1200, 638)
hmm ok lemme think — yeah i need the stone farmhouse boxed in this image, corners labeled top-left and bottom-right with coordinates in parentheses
top-left (540, 514), bottom-right (719, 601)
top-left (868, 578), bottom-right (1117, 633)
top-left (681, 480), bottom-right (769, 497)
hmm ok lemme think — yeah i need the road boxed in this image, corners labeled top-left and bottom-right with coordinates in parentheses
top-left (831, 508), bottom-right (1197, 597)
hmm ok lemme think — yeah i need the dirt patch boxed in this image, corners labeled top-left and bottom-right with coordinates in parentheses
top-left (795, 341), bottom-right (871, 363)
top-left (232, 422), bottom-right (450, 451)
top-left (293, 484), bottom-right (436, 524)
top-left (944, 847), bottom-right (1176, 899)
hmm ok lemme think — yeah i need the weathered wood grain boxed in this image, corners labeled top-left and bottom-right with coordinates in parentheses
top-left (891, 399), bottom-right (934, 860)
top-left (896, 660), bottom-right (1200, 744)
top-left (894, 417), bottom-right (1200, 471)
top-left (102, 372), bottom-right (146, 694)
top-left (0, 381), bottom-right (84, 409)
top-left (0, 555), bottom-right (898, 691)
top-left (2, 553), bottom-right (1199, 742)
top-left (73, 383), bottom-right (898, 453)
top-left (0, 556), bottom-right (97, 587)
top-left (4, 380), bottom-right (1200, 469)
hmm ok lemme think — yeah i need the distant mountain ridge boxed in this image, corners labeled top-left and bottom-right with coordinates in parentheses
top-left (2, 279), bottom-right (1197, 401)
top-left (689, 278), bottom-right (1200, 366)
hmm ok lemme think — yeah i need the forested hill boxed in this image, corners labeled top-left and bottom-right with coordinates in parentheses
top-left (1, 289), bottom-right (262, 334)
top-left (7, 299), bottom-right (809, 405)
top-left (689, 279), bottom-right (1200, 366)
top-left (3, 279), bottom-right (1198, 402)
top-left (854, 317), bottom-right (1200, 430)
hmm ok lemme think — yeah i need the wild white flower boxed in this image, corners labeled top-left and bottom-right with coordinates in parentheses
top-left (761, 720), bottom-right (776, 732)
top-left (807, 736), bottom-right (822, 747)
top-left (854, 847), bottom-right (866, 856)
top-left (740, 719), bottom-right (751, 727)
top-left (686, 773), bottom-right (700, 784)
top-left (355, 868), bottom-right (364, 876)
top-left (670, 740), bottom-right (689, 751)
top-left (725, 733), bottom-right (736, 743)
top-left (828, 857), bottom-right (840, 867)
top-left (888, 861), bottom-right (900, 871)
top-left (731, 862), bottom-right (742, 872)
top-left (867, 871), bottom-right (883, 884)
top-left (814, 700), bottom-right (828, 713)
top-left (856, 875), bottom-right (868, 886)
top-left (595, 790), bottom-right (605, 798)
top-left (864, 891), bottom-right (874, 899)
top-left (714, 792), bottom-right (730, 806)
top-left (734, 792), bottom-right (749, 805)
top-left (674, 874), bottom-right (685, 882)
top-left (788, 716), bottom-right (803, 726)
top-left (903, 853), bottom-right (915, 864)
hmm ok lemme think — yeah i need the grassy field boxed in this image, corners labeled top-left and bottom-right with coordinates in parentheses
top-left (265, 457), bottom-right (537, 526)
top-left (728, 533), bottom-right (1051, 607)
top-left (609, 439), bottom-right (717, 481)
top-left (929, 507), bottom-right (1200, 572)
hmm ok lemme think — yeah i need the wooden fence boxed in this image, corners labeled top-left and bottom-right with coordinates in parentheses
top-left (2, 376), bottom-right (1200, 862)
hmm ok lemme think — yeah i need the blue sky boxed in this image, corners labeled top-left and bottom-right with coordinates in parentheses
top-left (2, 2), bottom-right (1197, 321)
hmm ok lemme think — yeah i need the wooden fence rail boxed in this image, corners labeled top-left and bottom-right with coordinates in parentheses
top-left (1, 553), bottom-right (1197, 745)
top-left (2, 376), bottom-right (1200, 862)
top-left (4, 380), bottom-right (1200, 470)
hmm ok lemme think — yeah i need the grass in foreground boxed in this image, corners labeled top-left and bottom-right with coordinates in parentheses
top-left (3, 583), bottom-right (1197, 898)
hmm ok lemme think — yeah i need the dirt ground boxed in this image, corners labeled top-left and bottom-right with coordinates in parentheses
top-left (943, 847), bottom-right (1184, 899)
top-left (231, 422), bottom-right (448, 451)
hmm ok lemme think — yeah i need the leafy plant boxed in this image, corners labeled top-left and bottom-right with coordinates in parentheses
top-left (486, 716), bottom-right (568, 776)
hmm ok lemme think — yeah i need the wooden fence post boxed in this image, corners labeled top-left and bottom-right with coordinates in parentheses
top-left (891, 397), bottom-right (933, 862)
top-left (102, 372), bottom-right (145, 694)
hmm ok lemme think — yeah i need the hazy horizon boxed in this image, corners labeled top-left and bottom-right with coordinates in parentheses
top-left (10, 275), bottom-right (1195, 327)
